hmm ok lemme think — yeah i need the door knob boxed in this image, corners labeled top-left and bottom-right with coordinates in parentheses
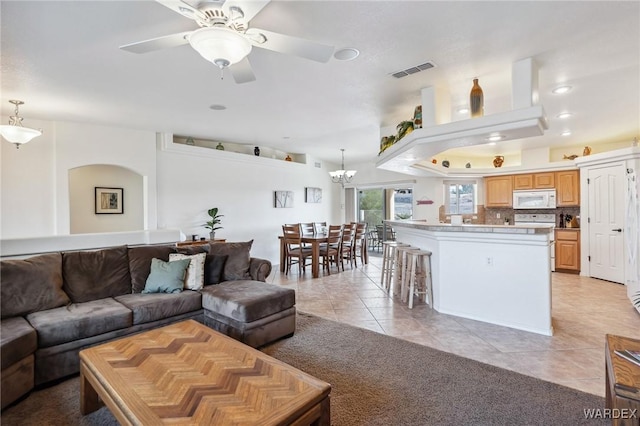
top-left (611, 228), bottom-right (622, 232)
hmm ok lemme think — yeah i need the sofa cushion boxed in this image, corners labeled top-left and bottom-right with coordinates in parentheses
top-left (169, 253), bottom-right (206, 290)
top-left (142, 258), bottom-right (191, 294)
top-left (128, 245), bottom-right (177, 293)
top-left (114, 292), bottom-right (202, 325)
top-left (62, 245), bottom-right (132, 303)
top-left (208, 241), bottom-right (253, 281)
top-left (204, 254), bottom-right (228, 285)
top-left (26, 298), bottom-right (132, 348)
top-left (201, 280), bottom-right (295, 323)
top-left (1, 317), bottom-right (37, 370)
top-left (0, 252), bottom-right (70, 319)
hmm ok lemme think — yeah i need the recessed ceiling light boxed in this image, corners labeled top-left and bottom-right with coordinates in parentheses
top-left (552, 85), bottom-right (572, 94)
top-left (457, 106), bottom-right (470, 114)
top-left (557, 112), bottom-right (573, 119)
top-left (209, 104), bottom-right (227, 110)
top-left (486, 134), bottom-right (505, 142)
top-left (334, 48), bottom-right (360, 61)
top-left (561, 130), bottom-right (572, 136)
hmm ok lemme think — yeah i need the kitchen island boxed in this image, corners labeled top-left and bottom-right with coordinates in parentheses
top-left (386, 220), bottom-right (554, 335)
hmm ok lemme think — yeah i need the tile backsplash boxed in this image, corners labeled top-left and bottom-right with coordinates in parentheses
top-left (438, 205), bottom-right (581, 227)
top-left (484, 206), bottom-right (581, 227)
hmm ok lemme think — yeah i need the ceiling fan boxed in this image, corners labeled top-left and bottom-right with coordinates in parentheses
top-left (119, 0), bottom-right (335, 83)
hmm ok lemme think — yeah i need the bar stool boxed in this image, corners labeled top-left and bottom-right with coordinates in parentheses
top-left (403, 249), bottom-right (433, 309)
top-left (394, 246), bottom-right (421, 299)
top-left (380, 241), bottom-right (410, 292)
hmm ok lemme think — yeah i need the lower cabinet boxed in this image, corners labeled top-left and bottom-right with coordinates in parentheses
top-left (555, 229), bottom-right (580, 272)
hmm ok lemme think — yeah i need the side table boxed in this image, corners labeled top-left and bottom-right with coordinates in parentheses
top-left (605, 334), bottom-right (640, 425)
top-left (176, 238), bottom-right (226, 247)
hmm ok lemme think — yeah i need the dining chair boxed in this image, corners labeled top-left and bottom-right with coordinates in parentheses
top-left (314, 221), bottom-right (327, 234)
top-left (300, 222), bottom-right (315, 235)
top-left (319, 225), bottom-right (342, 274)
top-left (282, 224), bottom-right (312, 275)
top-left (351, 223), bottom-right (367, 267)
top-left (338, 223), bottom-right (356, 270)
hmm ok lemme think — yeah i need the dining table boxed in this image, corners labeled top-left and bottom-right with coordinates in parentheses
top-left (279, 233), bottom-right (328, 279)
top-left (279, 231), bottom-right (368, 278)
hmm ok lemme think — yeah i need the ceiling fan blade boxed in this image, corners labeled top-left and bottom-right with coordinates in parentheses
top-left (230, 56), bottom-right (257, 84)
top-left (155, 0), bottom-right (208, 21)
top-left (222, 0), bottom-right (270, 25)
top-left (120, 31), bottom-right (192, 54)
top-left (247, 28), bottom-right (334, 63)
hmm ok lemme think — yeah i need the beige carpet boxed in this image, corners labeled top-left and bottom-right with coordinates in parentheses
top-left (2, 312), bottom-right (607, 425)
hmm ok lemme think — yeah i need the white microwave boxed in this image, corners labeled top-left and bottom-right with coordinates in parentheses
top-left (513, 189), bottom-right (557, 209)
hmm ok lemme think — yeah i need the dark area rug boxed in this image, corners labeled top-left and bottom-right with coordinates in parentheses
top-left (2, 312), bottom-right (607, 425)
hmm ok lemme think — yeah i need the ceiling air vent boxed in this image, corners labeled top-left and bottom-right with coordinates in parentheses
top-left (391, 61), bottom-right (436, 79)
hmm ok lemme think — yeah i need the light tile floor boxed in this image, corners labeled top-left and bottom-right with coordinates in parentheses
top-left (269, 253), bottom-right (640, 397)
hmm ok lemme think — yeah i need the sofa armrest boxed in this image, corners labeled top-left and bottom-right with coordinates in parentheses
top-left (249, 257), bottom-right (271, 282)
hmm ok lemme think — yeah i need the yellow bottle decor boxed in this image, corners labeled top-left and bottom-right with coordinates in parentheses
top-left (470, 78), bottom-right (484, 118)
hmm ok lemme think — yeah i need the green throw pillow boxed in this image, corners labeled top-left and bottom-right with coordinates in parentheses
top-left (142, 258), bottom-right (191, 294)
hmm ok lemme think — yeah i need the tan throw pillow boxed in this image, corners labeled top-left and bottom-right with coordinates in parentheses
top-left (169, 252), bottom-right (206, 290)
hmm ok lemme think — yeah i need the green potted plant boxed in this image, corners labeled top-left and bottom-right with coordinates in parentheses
top-left (203, 207), bottom-right (223, 239)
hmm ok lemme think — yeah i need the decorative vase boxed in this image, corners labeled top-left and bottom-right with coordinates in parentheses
top-left (254, 146), bottom-right (260, 156)
top-left (442, 160), bottom-right (450, 168)
top-left (285, 155), bottom-right (292, 162)
top-left (470, 78), bottom-right (484, 118)
top-left (209, 231), bottom-right (215, 240)
top-left (185, 137), bottom-right (195, 146)
top-left (465, 162), bottom-right (471, 168)
top-left (493, 155), bottom-right (504, 168)
top-left (583, 146), bottom-right (592, 156)
top-left (215, 142), bottom-right (224, 150)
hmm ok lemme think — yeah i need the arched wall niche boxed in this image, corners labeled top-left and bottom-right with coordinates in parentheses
top-left (68, 164), bottom-right (144, 234)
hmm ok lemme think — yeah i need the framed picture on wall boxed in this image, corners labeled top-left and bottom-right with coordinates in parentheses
top-left (274, 190), bottom-right (294, 208)
top-left (95, 187), bottom-right (124, 214)
top-left (305, 187), bottom-right (322, 203)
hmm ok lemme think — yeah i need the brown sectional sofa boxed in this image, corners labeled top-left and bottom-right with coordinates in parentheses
top-left (0, 241), bottom-right (295, 409)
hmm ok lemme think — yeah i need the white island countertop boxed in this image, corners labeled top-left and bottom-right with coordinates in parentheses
top-left (385, 220), bottom-right (553, 336)
top-left (385, 220), bottom-right (554, 235)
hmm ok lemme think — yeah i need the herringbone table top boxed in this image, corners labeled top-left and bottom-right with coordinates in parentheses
top-left (79, 320), bottom-right (331, 425)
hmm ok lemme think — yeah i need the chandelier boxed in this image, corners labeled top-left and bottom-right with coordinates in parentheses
top-left (0, 100), bottom-right (42, 149)
top-left (329, 148), bottom-right (357, 186)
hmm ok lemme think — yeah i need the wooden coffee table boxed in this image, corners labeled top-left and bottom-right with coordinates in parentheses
top-left (79, 320), bottom-right (331, 425)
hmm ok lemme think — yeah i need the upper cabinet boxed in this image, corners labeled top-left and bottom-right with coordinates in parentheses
top-left (513, 174), bottom-right (533, 190)
top-left (556, 170), bottom-right (580, 206)
top-left (485, 175), bottom-right (513, 207)
top-left (512, 172), bottom-right (555, 190)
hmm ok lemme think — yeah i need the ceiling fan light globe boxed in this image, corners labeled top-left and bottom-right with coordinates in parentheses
top-left (188, 27), bottom-right (252, 67)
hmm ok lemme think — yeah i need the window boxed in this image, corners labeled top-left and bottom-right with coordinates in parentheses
top-left (445, 181), bottom-right (477, 214)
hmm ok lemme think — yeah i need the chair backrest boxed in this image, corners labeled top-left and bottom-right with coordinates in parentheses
top-left (285, 223), bottom-right (301, 234)
top-left (326, 225), bottom-right (342, 246)
top-left (300, 223), bottom-right (315, 235)
top-left (282, 225), bottom-right (302, 250)
top-left (355, 223), bottom-right (367, 241)
top-left (342, 224), bottom-right (355, 244)
top-left (314, 222), bottom-right (327, 234)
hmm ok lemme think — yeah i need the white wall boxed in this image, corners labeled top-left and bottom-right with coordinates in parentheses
top-left (54, 122), bottom-right (157, 234)
top-left (156, 135), bottom-right (341, 263)
top-left (1, 118), bottom-right (56, 238)
top-left (69, 164), bottom-right (144, 234)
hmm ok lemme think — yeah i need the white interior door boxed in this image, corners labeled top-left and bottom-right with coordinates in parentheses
top-left (588, 164), bottom-right (626, 283)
